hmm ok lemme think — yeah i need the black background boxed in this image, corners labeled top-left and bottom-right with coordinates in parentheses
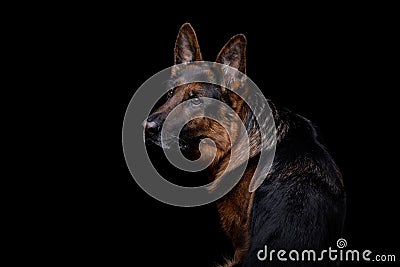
top-left (68, 7), bottom-right (399, 267)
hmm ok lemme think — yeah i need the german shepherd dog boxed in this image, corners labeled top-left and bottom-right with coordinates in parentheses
top-left (144, 23), bottom-right (346, 267)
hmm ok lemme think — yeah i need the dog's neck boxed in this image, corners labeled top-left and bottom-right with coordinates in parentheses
top-left (210, 99), bottom-right (282, 179)
top-left (208, 100), bottom-right (284, 263)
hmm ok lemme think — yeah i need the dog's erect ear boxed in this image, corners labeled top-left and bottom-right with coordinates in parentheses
top-left (174, 23), bottom-right (202, 64)
top-left (216, 34), bottom-right (247, 74)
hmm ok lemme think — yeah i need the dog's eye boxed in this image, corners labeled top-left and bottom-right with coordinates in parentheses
top-left (191, 97), bottom-right (202, 106)
top-left (167, 89), bottom-right (174, 98)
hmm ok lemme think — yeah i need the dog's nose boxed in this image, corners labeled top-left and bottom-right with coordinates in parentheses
top-left (145, 121), bottom-right (157, 129)
top-left (143, 117), bottom-right (159, 133)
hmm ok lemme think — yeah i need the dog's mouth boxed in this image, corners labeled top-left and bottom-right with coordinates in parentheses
top-left (145, 135), bottom-right (189, 150)
top-left (146, 134), bottom-right (203, 162)
top-left (145, 136), bottom-right (170, 149)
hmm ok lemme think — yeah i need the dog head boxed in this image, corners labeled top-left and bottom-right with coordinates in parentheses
top-left (144, 23), bottom-right (247, 161)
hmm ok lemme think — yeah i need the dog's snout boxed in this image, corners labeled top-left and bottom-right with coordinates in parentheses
top-left (145, 121), bottom-right (157, 129)
top-left (144, 120), bottom-right (159, 133)
top-left (143, 115), bottom-right (160, 134)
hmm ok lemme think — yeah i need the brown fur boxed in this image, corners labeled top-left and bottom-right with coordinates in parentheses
top-left (214, 159), bottom-right (257, 266)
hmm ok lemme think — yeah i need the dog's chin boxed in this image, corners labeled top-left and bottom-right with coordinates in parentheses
top-left (146, 137), bottom-right (188, 150)
top-left (146, 137), bottom-right (194, 153)
top-left (145, 137), bottom-right (169, 149)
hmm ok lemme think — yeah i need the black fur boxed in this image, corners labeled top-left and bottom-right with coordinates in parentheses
top-left (242, 104), bottom-right (346, 267)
